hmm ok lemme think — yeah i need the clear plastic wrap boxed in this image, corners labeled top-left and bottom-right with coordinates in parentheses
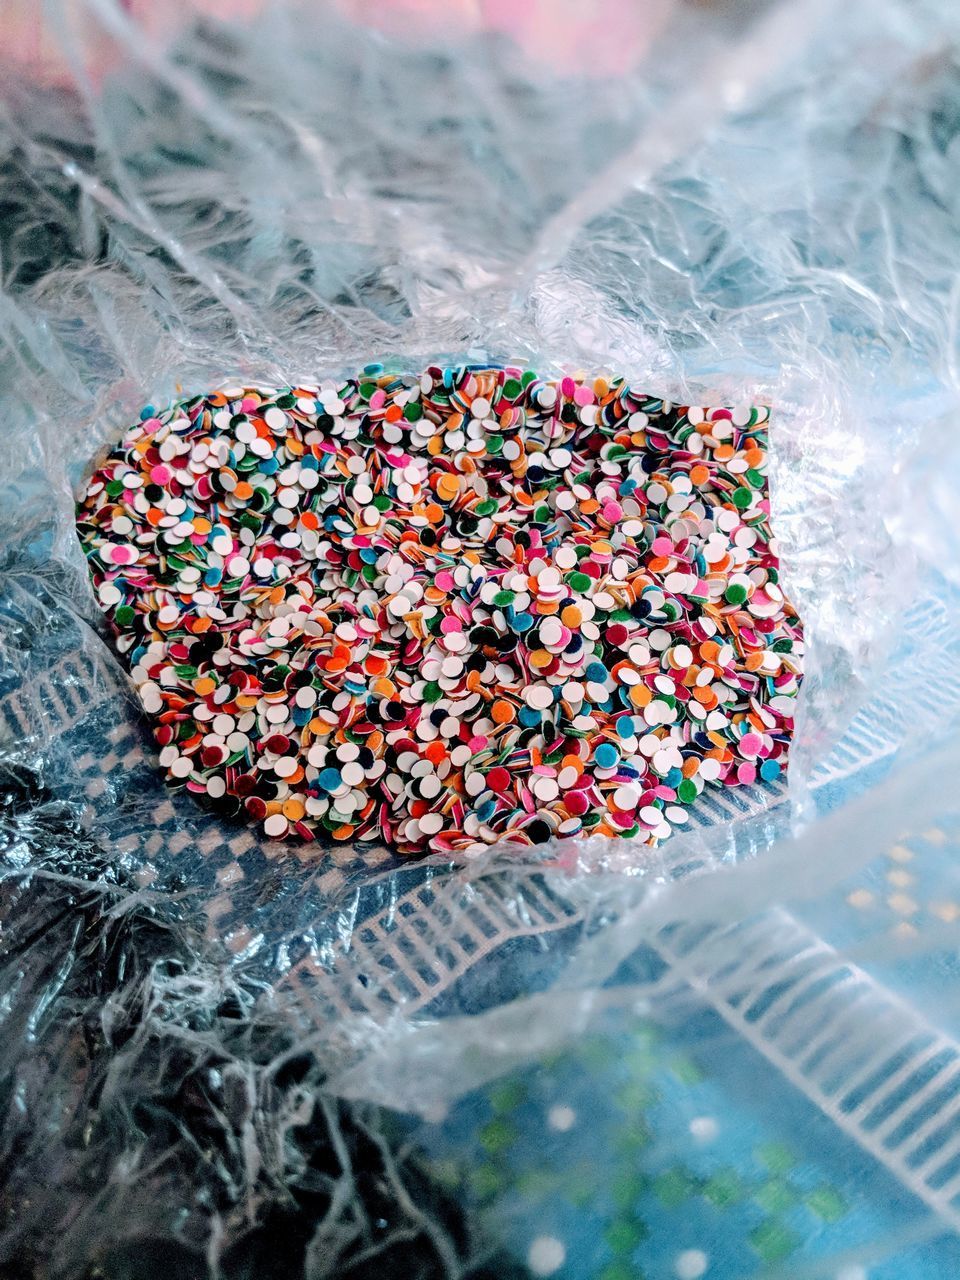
top-left (2, 0), bottom-right (960, 1275)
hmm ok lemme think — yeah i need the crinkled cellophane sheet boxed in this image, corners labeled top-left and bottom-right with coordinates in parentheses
top-left (3, 1), bottom-right (960, 1276)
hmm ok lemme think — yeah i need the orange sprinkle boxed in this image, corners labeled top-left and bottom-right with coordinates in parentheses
top-left (491, 699), bottom-right (515, 725)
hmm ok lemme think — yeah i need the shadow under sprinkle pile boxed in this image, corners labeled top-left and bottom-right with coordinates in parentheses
top-left (75, 366), bottom-right (804, 856)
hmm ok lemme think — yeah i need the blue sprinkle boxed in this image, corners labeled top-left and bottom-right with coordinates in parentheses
top-left (259, 456), bottom-right (279, 474)
top-left (204, 567), bottom-right (223, 586)
top-left (619, 478), bottom-right (638, 495)
top-left (512, 612), bottom-right (534, 632)
top-left (616, 716), bottom-right (634, 739)
top-left (585, 661), bottom-right (608, 683)
top-left (363, 361), bottom-right (384, 375)
top-left (139, 404), bottom-right (156, 420)
top-left (300, 455), bottom-right (319, 470)
top-left (477, 798), bottom-right (497, 822)
top-left (594, 743), bottom-right (619, 769)
top-left (518, 706), bottom-right (542, 727)
top-left (318, 768), bottom-right (342, 792)
top-left (760, 759), bottom-right (782, 782)
top-left (359, 548), bottom-right (378, 564)
top-left (665, 767), bottom-right (683, 789)
top-left (291, 706), bottom-right (313, 726)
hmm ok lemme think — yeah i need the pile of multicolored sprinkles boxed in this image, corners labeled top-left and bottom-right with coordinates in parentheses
top-left (76, 366), bottom-right (803, 856)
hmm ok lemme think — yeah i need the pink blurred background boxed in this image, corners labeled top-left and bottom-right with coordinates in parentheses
top-left (3, 0), bottom-right (679, 86)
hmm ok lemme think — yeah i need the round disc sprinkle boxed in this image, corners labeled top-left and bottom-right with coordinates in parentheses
top-left (75, 368), bottom-right (804, 856)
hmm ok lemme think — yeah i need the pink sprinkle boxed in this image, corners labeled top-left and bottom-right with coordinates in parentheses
top-left (651, 536), bottom-right (673, 555)
top-left (566, 790), bottom-right (589, 817)
top-left (150, 465), bottom-right (172, 485)
top-left (573, 384), bottom-right (594, 407)
top-left (602, 501), bottom-right (623, 523)
top-left (739, 732), bottom-right (762, 756)
top-left (369, 389), bottom-right (387, 410)
top-left (737, 762), bottom-right (758, 785)
top-left (435, 571), bottom-right (455, 591)
top-left (711, 408), bottom-right (732, 421)
top-left (440, 616), bottom-right (462, 634)
top-left (610, 810), bottom-right (634, 829)
top-left (560, 376), bottom-right (576, 399)
top-left (468, 735), bottom-right (488, 753)
top-left (141, 417), bottom-right (162, 433)
top-left (241, 396), bottom-right (259, 413)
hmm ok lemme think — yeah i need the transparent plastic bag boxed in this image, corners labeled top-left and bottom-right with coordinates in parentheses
top-left (2, 0), bottom-right (960, 1275)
